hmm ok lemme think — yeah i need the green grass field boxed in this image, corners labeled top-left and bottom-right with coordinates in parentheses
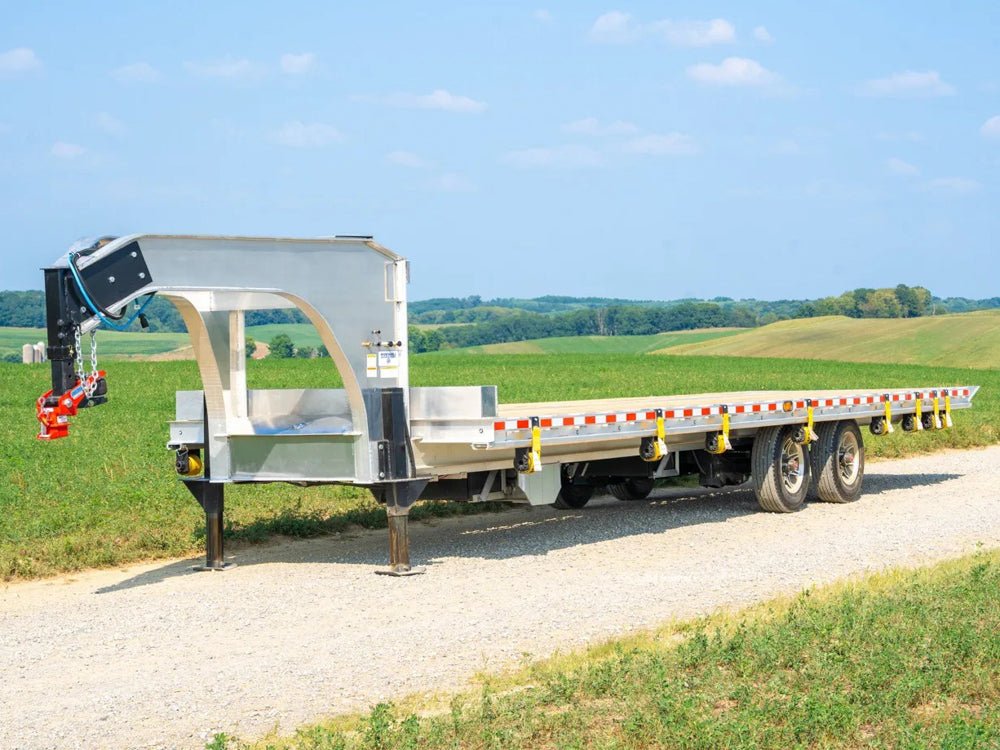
top-left (451, 328), bottom-right (744, 354)
top-left (223, 550), bottom-right (1000, 750)
top-left (242, 324), bottom-right (745, 356)
top-left (0, 326), bottom-right (190, 359)
top-left (659, 311), bottom-right (1000, 369)
top-left (1, 355), bottom-right (995, 581)
top-left (246, 323), bottom-right (325, 350)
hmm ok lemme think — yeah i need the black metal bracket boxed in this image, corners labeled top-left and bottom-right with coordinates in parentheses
top-left (43, 239), bottom-right (154, 396)
top-left (43, 267), bottom-right (82, 395)
top-left (182, 480), bottom-right (232, 571)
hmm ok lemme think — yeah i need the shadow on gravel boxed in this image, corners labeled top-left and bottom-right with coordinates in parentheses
top-left (95, 471), bottom-right (962, 594)
top-left (863, 472), bottom-right (960, 494)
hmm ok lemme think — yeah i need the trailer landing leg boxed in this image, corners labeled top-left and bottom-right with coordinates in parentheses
top-left (374, 480), bottom-right (428, 577)
top-left (183, 480), bottom-right (234, 571)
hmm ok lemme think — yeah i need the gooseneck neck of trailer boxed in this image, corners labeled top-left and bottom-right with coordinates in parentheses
top-left (39, 234), bottom-right (415, 487)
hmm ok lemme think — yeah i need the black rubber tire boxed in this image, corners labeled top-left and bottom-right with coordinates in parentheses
top-left (608, 478), bottom-right (655, 501)
top-left (553, 484), bottom-right (594, 509)
top-left (751, 425), bottom-right (810, 513)
top-left (808, 420), bottom-right (865, 503)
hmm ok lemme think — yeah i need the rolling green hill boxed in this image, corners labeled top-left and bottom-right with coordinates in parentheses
top-left (8, 308), bottom-right (997, 368)
top-left (246, 323), bottom-right (324, 350)
top-left (657, 311), bottom-right (1000, 369)
top-left (0, 327), bottom-right (190, 360)
top-left (450, 328), bottom-right (744, 355)
top-left (244, 325), bottom-right (744, 355)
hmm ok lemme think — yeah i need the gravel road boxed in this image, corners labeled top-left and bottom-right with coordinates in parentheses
top-left (2, 446), bottom-right (999, 749)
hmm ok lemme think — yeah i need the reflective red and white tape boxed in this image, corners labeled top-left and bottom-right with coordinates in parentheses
top-left (491, 387), bottom-right (972, 433)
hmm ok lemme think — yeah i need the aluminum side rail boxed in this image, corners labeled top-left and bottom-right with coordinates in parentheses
top-left (411, 386), bottom-right (976, 450)
top-left (483, 387), bottom-right (977, 448)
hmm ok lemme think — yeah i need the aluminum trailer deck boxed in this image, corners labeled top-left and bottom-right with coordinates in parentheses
top-left (35, 235), bottom-right (979, 575)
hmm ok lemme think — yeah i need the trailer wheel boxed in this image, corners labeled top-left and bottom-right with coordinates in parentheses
top-left (751, 426), bottom-right (810, 513)
top-left (809, 420), bottom-right (864, 503)
top-left (608, 478), bottom-right (654, 501)
top-left (553, 483), bottom-right (594, 509)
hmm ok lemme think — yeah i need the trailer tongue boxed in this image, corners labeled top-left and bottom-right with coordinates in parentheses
top-left (37, 235), bottom-right (979, 575)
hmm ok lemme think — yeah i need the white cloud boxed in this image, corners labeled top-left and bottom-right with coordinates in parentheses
top-left (112, 62), bottom-right (159, 83)
top-left (589, 11), bottom-right (637, 43)
top-left (687, 57), bottom-right (778, 87)
top-left (503, 144), bottom-right (603, 168)
top-left (426, 172), bottom-right (475, 192)
top-left (280, 52), bottom-right (316, 74)
top-left (620, 133), bottom-right (698, 156)
top-left (272, 121), bottom-right (343, 148)
top-left (533, 9), bottom-right (552, 22)
top-left (373, 89), bottom-right (487, 113)
top-left (753, 26), bottom-right (773, 43)
top-left (590, 12), bottom-right (734, 45)
top-left (922, 177), bottom-right (980, 194)
top-left (563, 117), bottom-right (638, 136)
top-left (0, 47), bottom-right (41, 74)
top-left (886, 157), bottom-right (919, 176)
top-left (859, 70), bottom-right (954, 98)
top-left (386, 150), bottom-right (431, 168)
top-left (981, 115), bottom-right (1000, 139)
top-left (185, 58), bottom-right (257, 79)
top-left (51, 141), bottom-right (85, 159)
top-left (95, 112), bottom-right (126, 136)
top-left (648, 19), bottom-right (735, 46)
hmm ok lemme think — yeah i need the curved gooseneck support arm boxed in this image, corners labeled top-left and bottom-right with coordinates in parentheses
top-left (41, 234), bottom-right (413, 485)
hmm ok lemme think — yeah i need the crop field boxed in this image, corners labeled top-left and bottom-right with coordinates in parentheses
top-left (226, 550), bottom-right (1000, 750)
top-left (245, 323), bottom-right (325, 350)
top-left (0, 326), bottom-right (189, 359)
top-left (450, 328), bottom-right (743, 354)
top-left (245, 325), bottom-right (746, 356)
top-left (1, 354), bottom-right (995, 580)
top-left (660, 311), bottom-right (1000, 369)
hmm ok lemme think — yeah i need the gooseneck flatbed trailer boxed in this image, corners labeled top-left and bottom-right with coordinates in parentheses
top-left (36, 235), bottom-right (979, 574)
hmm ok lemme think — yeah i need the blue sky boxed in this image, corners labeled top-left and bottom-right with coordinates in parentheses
top-left (1, 2), bottom-right (997, 300)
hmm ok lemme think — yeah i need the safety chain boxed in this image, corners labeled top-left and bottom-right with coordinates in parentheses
top-left (72, 327), bottom-right (100, 397)
top-left (73, 327), bottom-right (86, 384)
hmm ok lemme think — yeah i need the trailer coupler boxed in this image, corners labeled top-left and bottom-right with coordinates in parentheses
top-left (35, 370), bottom-right (107, 440)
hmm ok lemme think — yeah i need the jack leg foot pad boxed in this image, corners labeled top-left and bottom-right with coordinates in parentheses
top-left (375, 565), bottom-right (425, 577)
top-left (192, 562), bottom-right (236, 572)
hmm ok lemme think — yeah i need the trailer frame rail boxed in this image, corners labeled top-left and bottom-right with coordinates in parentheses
top-left (486, 387), bottom-right (976, 448)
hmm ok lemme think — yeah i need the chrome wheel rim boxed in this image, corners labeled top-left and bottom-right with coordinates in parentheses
top-left (780, 437), bottom-right (806, 493)
top-left (838, 430), bottom-right (861, 485)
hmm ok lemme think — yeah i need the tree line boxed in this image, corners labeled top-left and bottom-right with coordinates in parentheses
top-left (408, 285), bottom-right (989, 352)
top-left (2, 285), bottom-right (998, 355)
top-left (409, 301), bottom-right (755, 352)
top-left (0, 292), bottom-right (308, 332)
